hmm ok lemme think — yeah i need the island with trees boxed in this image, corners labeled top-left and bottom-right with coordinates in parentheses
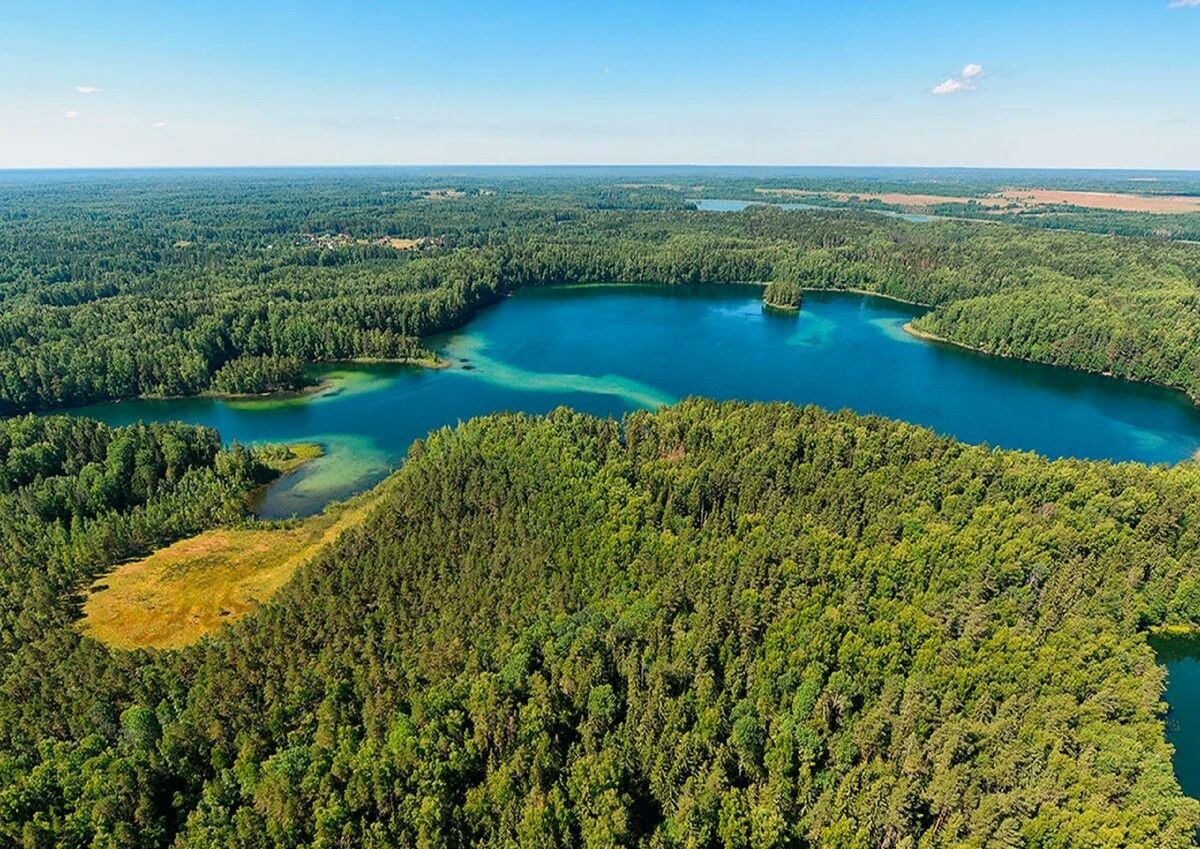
top-left (761, 280), bottom-right (804, 312)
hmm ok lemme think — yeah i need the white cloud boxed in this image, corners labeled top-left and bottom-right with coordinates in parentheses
top-left (64, 110), bottom-right (79, 119)
top-left (1168, 0), bottom-right (1200, 7)
top-left (932, 64), bottom-right (983, 95)
top-left (75, 85), bottom-right (102, 94)
top-left (932, 77), bottom-right (973, 96)
top-left (152, 121), bottom-right (167, 129)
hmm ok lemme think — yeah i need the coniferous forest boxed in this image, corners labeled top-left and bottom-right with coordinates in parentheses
top-left (5, 401), bottom-right (1200, 847)
top-left (3, 170), bottom-right (1200, 847)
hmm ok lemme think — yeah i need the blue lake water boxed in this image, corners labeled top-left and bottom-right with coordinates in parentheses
top-left (72, 285), bottom-right (1200, 519)
top-left (1149, 634), bottom-right (1200, 799)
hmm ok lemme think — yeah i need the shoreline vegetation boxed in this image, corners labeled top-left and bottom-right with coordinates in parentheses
top-left (816, 285), bottom-right (931, 309)
top-left (343, 353), bottom-right (450, 369)
top-left (258, 442), bottom-right (324, 476)
top-left (1151, 623), bottom-right (1200, 637)
top-left (209, 353), bottom-right (452, 400)
top-left (902, 320), bottom-right (1200, 409)
top-left (244, 441), bottom-right (323, 513)
top-left (92, 354), bottom-right (453, 407)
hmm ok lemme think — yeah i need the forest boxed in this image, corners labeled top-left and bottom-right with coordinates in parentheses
top-left (3, 401), bottom-right (1200, 846)
top-left (2, 171), bottom-right (1200, 411)
top-left (4, 171), bottom-right (1200, 846)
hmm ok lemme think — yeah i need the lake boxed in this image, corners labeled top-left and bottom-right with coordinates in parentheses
top-left (72, 284), bottom-right (1200, 518)
top-left (692, 197), bottom-right (939, 222)
top-left (66, 282), bottom-right (1200, 793)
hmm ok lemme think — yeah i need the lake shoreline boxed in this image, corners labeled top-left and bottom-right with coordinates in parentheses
top-left (247, 442), bottom-right (326, 514)
top-left (902, 321), bottom-right (1200, 410)
top-left (816, 286), bottom-right (931, 309)
top-left (64, 285), bottom-right (1200, 523)
top-left (208, 355), bottom-right (453, 401)
top-left (64, 355), bottom-right (454, 410)
top-left (336, 354), bottom-right (451, 370)
top-left (202, 382), bottom-right (328, 403)
top-left (511, 280), bottom-right (934, 310)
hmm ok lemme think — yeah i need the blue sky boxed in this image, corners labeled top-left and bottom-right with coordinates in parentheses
top-left (1, 0), bottom-right (1197, 168)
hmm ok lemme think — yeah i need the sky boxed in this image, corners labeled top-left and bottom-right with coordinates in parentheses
top-left (0, 0), bottom-right (1197, 169)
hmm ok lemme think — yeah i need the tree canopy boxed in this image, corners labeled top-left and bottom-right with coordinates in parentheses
top-left (3, 402), bottom-right (1200, 846)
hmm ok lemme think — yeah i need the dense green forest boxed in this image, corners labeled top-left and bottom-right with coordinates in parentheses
top-left (3, 401), bottom-right (1200, 846)
top-left (1, 171), bottom-right (1199, 411)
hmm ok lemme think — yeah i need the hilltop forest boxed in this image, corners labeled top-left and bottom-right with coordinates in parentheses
top-left (3, 401), bottom-right (1200, 846)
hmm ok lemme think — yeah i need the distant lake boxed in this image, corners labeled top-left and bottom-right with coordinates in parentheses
top-left (72, 285), bottom-right (1200, 519)
top-left (692, 197), bottom-right (939, 222)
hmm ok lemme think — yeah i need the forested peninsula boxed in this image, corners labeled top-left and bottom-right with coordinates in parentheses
top-left (2, 173), bottom-right (1200, 413)
top-left (4, 401), bottom-right (1200, 846)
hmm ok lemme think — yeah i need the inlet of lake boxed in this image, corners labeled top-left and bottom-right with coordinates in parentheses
top-left (68, 283), bottom-right (1200, 795)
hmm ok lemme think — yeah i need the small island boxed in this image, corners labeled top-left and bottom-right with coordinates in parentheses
top-left (210, 354), bottom-right (314, 396)
top-left (762, 280), bottom-right (804, 312)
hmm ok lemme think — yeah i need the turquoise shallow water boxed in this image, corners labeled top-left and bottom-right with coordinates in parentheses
top-left (72, 284), bottom-right (1200, 518)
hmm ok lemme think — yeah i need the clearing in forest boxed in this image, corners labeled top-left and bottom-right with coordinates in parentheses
top-left (753, 187), bottom-right (1006, 207)
top-left (79, 482), bottom-right (387, 650)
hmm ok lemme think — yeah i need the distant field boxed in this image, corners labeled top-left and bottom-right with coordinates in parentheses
top-left (753, 186), bottom-right (1200, 214)
top-left (997, 188), bottom-right (1200, 213)
top-left (753, 187), bottom-right (1008, 207)
top-left (79, 482), bottom-right (386, 650)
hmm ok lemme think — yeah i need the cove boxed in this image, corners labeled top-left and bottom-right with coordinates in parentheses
top-left (68, 285), bottom-right (1200, 520)
top-left (1150, 633), bottom-right (1200, 799)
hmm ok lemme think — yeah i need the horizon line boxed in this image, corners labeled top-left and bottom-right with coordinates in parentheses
top-left (2, 162), bottom-right (1199, 174)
